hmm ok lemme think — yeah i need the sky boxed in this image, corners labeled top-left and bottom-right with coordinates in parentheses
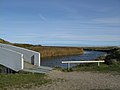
top-left (0, 0), bottom-right (120, 46)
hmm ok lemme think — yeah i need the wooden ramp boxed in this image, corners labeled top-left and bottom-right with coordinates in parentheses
top-left (22, 61), bottom-right (52, 73)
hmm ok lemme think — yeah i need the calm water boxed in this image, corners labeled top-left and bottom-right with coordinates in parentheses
top-left (41, 51), bottom-right (106, 68)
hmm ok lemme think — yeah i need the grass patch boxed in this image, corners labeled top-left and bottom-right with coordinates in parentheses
top-left (61, 63), bottom-right (120, 73)
top-left (0, 73), bottom-right (51, 89)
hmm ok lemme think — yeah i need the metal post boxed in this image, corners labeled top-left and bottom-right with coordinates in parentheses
top-left (98, 62), bottom-right (100, 67)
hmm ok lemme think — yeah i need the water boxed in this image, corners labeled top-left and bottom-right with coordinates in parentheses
top-left (41, 51), bottom-right (106, 68)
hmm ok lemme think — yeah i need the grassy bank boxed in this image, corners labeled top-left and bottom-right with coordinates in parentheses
top-left (60, 63), bottom-right (120, 74)
top-left (0, 73), bottom-right (51, 89)
top-left (72, 63), bottom-right (120, 73)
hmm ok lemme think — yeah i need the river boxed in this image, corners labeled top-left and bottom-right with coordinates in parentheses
top-left (41, 51), bottom-right (106, 68)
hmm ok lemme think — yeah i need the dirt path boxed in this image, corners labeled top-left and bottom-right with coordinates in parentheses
top-left (30, 70), bottom-right (120, 90)
top-left (12, 70), bottom-right (120, 90)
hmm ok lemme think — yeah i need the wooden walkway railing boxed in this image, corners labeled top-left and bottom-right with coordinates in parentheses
top-left (62, 60), bottom-right (105, 70)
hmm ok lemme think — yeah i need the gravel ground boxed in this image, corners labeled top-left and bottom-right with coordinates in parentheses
top-left (13, 70), bottom-right (120, 90)
top-left (31, 70), bottom-right (120, 90)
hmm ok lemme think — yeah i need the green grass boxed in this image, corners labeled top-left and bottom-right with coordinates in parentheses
top-left (61, 63), bottom-right (120, 74)
top-left (0, 73), bottom-right (51, 90)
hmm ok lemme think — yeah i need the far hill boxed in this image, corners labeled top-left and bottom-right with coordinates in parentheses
top-left (0, 38), bottom-right (12, 45)
top-left (0, 38), bottom-right (41, 48)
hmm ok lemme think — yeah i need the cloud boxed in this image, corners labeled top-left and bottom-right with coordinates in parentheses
top-left (75, 35), bottom-right (120, 42)
top-left (14, 33), bottom-right (120, 42)
top-left (93, 17), bottom-right (120, 24)
top-left (0, 30), bottom-right (7, 36)
top-left (4, 32), bottom-right (120, 46)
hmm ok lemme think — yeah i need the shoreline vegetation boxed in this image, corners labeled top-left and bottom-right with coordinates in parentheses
top-left (29, 46), bottom-right (84, 58)
top-left (83, 46), bottom-right (119, 53)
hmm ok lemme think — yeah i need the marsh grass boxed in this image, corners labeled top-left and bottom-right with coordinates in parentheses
top-left (0, 73), bottom-right (51, 89)
top-left (29, 46), bottom-right (83, 58)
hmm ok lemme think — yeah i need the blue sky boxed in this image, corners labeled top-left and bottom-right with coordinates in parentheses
top-left (0, 0), bottom-right (120, 46)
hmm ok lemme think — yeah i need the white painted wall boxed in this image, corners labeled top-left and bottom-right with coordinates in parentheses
top-left (0, 47), bottom-right (23, 71)
top-left (0, 43), bottom-right (40, 66)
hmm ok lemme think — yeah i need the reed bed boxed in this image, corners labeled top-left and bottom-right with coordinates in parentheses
top-left (28, 46), bottom-right (83, 58)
